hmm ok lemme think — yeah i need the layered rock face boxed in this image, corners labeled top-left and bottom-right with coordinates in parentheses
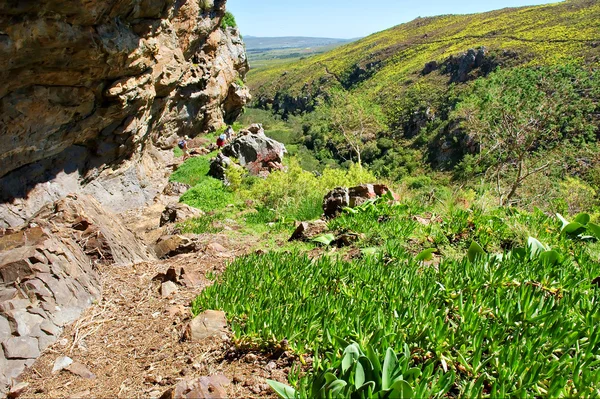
top-left (0, 0), bottom-right (250, 227)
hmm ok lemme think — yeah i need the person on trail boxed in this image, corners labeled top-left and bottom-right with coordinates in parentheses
top-left (224, 125), bottom-right (235, 140)
top-left (216, 134), bottom-right (227, 148)
top-left (178, 136), bottom-right (190, 160)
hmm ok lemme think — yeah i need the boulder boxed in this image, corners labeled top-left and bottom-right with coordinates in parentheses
top-left (160, 204), bottom-right (203, 227)
top-left (323, 184), bottom-right (396, 218)
top-left (289, 220), bottom-right (329, 242)
top-left (208, 153), bottom-right (235, 182)
top-left (323, 187), bottom-right (350, 219)
top-left (222, 130), bottom-right (286, 170)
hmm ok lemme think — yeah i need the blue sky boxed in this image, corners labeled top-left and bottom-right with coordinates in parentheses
top-left (226, 0), bottom-right (559, 38)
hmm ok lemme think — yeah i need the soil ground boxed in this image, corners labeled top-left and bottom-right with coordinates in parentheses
top-left (18, 233), bottom-right (292, 398)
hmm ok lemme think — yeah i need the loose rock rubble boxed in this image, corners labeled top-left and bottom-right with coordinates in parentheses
top-left (0, 195), bottom-right (154, 393)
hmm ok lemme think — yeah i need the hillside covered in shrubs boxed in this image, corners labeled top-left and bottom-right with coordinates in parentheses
top-left (247, 0), bottom-right (600, 210)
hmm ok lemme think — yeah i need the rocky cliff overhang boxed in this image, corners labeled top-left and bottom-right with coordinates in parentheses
top-left (0, 0), bottom-right (251, 227)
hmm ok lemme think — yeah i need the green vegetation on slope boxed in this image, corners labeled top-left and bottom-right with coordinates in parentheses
top-left (246, 0), bottom-right (600, 209)
top-left (171, 136), bottom-right (600, 397)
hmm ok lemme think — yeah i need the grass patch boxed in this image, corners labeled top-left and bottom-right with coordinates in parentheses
top-left (170, 156), bottom-right (212, 187)
top-left (177, 215), bottom-right (222, 234)
top-left (179, 178), bottom-right (234, 213)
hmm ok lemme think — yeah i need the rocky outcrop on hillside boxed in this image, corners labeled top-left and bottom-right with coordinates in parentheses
top-left (0, 194), bottom-right (155, 392)
top-left (0, 0), bottom-right (250, 228)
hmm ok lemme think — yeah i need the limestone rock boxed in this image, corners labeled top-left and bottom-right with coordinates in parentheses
top-left (221, 128), bottom-right (286, 176)
top-left (0, 194), bottom-right (155, 389)
top-left (0, 316), bottom-right (11, 343)
top-left (208, 153), bottom-right (235, 182)
top-left (163, 182), bottom-right (191, 197)
top-left (185, 311), bottom-right (228, 342)
top-left (66, 362), bottom-right (96, 379)
top-left (7, 382), bottom-right (28, 399)
top-left (52, 356), bottom-right (73, 374)
top-left (160, 203), bottom-right (203, 227)
top-left (323, 187), bottom-right (350, 219)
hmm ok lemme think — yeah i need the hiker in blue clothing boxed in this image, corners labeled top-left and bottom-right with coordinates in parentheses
top-left (178, 136), bottom-right (190, 160)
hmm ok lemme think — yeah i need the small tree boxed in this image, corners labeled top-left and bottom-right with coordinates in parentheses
top-left (454, 65), bottom-right (598, 206)
top-left (323, 89), bottom-right (386, 167)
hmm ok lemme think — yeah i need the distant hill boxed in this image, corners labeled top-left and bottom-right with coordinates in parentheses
top-left (244, 36), bottom-right (357, 70)
top-left (244, 36), bottom-right (354, 51)
top-left (249, 0), bottom-right (599, 111)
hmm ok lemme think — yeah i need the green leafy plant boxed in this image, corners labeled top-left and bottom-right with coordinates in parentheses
top-left (268, 343), bottom-right (419, 399)
top-left (557, 213), bottom-right (600, 240)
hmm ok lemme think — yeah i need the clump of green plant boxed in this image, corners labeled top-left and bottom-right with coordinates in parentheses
top-left (268, 342), bottom-right (450, 399)
top-left (221, 11), bottom-right (237, 29)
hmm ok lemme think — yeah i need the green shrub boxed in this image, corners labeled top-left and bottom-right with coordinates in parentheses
top-left (221, 11), bottom-right (237, 29)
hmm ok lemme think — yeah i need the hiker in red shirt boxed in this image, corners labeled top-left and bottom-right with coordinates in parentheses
top-left (216, 134), bottom-right (227, 148)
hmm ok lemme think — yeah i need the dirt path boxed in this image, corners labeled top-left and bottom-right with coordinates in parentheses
top-left (18, 234), bottom-right (291, 398)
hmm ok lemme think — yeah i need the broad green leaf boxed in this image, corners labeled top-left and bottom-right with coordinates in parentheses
top-left (343, 207), bottom-right (358, 214)
top-left (324, 372), bottom-right (338, 385)
top-left (562, 222), bottom-right (586, 236)
top-left (342, 343), bottom-right (361, 374)
top-left (366, 345), bottom-right (383, 378)
top-left (382, 348), bottom-right (398, 390)
top-left (388, 380), bottom-right (414, 399)
top-left (355, 359), bottom-right (366, 389)
top-left (467, 241), bottom-right (485, 263)
top-left (574, 213), bottom-right (591, 225)
top-left (587, 222), bottom-right (600, 239)
top-left (267, 380), bottom-right (297, 399)
top-left (403, 367), bottom-right (421, 381)
top-left (312, 233), bottom-right (336, 246)
top-left (527, 237), bottom-right (548, 258)
top-left (539, 250), bottom-right (560, 265)
top-left (355, 381), bottom-right (376, 397)
top-left (415, 248), bottom-right (436, 262)
top-left (556, 213), bottom-right (570, 230)
top-left (382, 190), bottom-right (395, 202)
top-left (328, 380), bottom-right (347, 395)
